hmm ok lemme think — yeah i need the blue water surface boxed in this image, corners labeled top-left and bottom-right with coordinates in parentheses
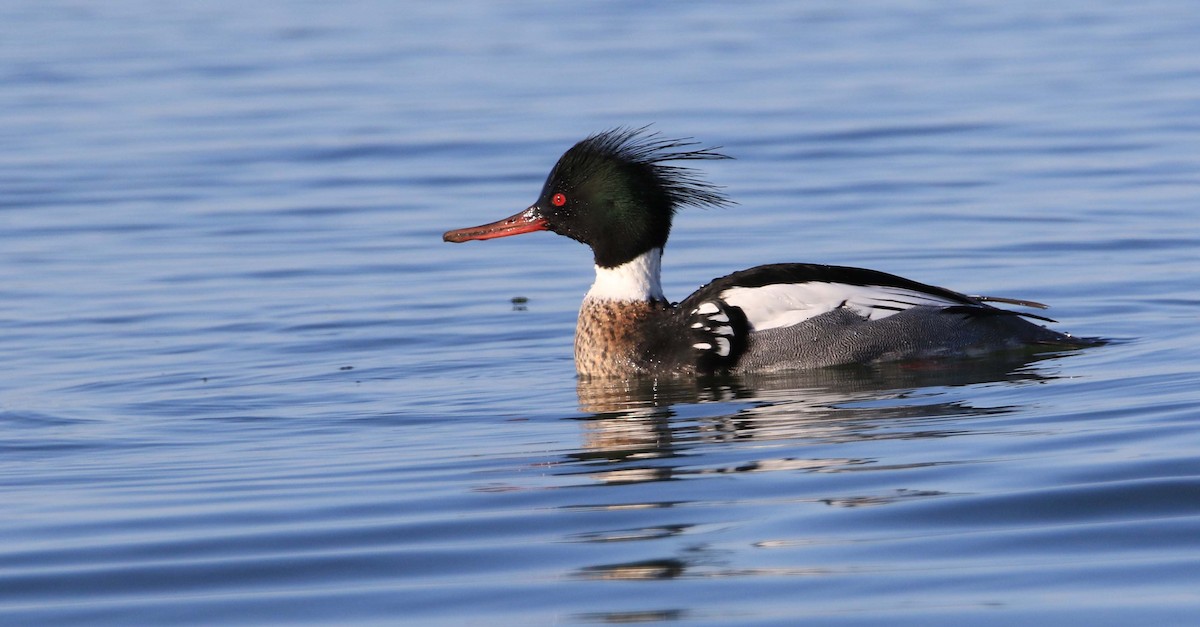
top-left (3, 1), bottom-right (1200, 625)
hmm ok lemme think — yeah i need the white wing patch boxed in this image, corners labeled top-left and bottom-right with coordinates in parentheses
top-left (721, 283), bottom-right (966, 332)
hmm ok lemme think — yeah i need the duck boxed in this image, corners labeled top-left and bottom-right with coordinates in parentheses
top-left (443, 127), bottom-right (1092, 378)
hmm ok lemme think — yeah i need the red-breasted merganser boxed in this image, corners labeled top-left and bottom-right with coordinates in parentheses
top-left (443, 128), bottom-right (1092, 378)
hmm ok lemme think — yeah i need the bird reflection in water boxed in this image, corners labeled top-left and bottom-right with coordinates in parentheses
top-left (570, 352), bottom-right (1074, 478)
top-left (559, 352), bottom-right (1078, 592)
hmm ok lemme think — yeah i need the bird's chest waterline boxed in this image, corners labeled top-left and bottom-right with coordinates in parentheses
top-left (574, 298), bottom-right (672, 378)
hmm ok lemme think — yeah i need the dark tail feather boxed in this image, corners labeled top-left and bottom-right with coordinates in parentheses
top-left (944, 304), bottom-right (1058, 324)
top-left (972, 295), bottom-right (1050, 309)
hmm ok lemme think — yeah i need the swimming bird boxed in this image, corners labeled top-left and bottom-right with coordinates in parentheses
top-left (443, 127), bottom-right (1089, 378)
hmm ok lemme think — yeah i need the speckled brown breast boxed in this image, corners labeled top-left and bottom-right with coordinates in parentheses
top-left (575, 298), bottom-right (673, 378)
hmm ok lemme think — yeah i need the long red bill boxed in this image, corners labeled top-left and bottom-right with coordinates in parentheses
top-left (442, 207), bottom-right (548, 243)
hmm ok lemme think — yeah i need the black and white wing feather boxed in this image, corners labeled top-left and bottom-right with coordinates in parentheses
top-left (680, 263), bottom-right (1055, 335)
top-left (682, 299), bottom-right (750, 373)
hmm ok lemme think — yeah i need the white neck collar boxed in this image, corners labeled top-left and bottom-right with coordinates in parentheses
top-left (584, 248), bottom-right (665, 302)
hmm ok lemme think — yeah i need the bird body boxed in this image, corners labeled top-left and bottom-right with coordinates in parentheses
top-left (444, 128), bottom-right (1092, 378)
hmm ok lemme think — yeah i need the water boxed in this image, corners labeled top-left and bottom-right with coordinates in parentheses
top-left (3, 1), bottom-right (1200, 625)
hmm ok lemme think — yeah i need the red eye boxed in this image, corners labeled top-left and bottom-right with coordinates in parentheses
top-left (551, 193), bottom-right (567, 207)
